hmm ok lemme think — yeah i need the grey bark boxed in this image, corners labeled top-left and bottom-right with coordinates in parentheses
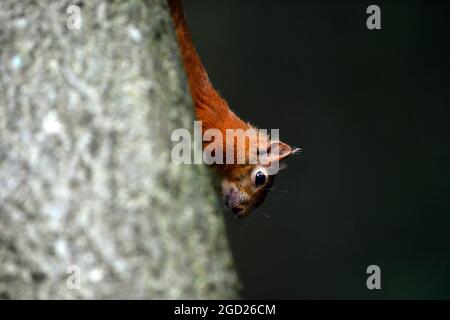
top-left (0, 0), bottom-right (238, 299)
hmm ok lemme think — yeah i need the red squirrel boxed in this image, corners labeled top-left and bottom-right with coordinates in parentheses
top-left (168, 0), bottom-right (299, 217)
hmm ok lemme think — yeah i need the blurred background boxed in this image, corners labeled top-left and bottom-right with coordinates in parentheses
top-left (183, 0), bottom-right (450, 298)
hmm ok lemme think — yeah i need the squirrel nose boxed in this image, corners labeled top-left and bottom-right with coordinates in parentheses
top-left (223, 188), bottom-right (241, 212)
top-left (227, 188), bottom-right (240, 206)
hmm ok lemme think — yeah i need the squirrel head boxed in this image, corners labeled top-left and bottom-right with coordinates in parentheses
top-left (219, 139), bottom-right (299, 217)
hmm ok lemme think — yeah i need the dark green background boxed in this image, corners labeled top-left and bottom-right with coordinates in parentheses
top-left (183, 0), bottom-right (450, 298)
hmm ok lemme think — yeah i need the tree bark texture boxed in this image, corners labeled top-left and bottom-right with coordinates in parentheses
top-left (0, 0), bottom-right (238, 299)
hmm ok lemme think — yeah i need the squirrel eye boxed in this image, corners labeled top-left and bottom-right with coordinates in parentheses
top-left (254, 170), bottom-right (266, 187)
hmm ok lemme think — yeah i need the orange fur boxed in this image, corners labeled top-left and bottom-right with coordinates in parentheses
top-left (168, 0), bottom-right (295, 215)
top-left (168, 0), bottom-right (253, 152)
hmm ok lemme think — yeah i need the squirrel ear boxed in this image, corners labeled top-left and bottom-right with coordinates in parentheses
top-left (268, 141), bottom-right (292, 161)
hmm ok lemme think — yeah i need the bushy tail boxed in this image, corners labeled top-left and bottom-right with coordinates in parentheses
top-left (168, 0), bottom-right (250, 133)
top-left (168, 0), bottom-right (212, 99)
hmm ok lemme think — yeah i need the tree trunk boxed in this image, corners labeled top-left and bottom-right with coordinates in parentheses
top-left (0, 0), bottom-right (238, 299)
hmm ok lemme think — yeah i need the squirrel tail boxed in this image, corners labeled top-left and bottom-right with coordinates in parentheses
top-left (168, 0), bottom-right (250, 133)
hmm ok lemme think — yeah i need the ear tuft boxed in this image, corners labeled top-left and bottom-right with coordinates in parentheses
top-left (269, 141), bottom-right (292, 161)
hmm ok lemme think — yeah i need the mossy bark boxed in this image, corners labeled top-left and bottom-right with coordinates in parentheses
top-left (0, 0), bottom-right (238, 299)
